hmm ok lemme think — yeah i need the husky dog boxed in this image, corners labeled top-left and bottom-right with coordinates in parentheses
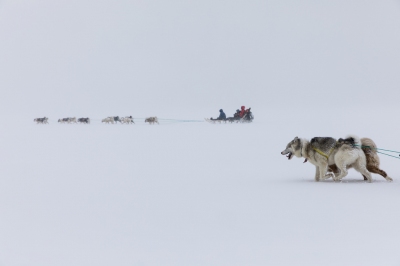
top-left (77, 118), bottom-right (90, 124)
top-left (113, 116), bottom-right (121, 123)
top-left (34, 117), bottom-right (48, 124)
top-left (102, 117), bottom-right (114, 124)
top-left (57, 117), bottom-right (77, 124)
top-left (121, 116), bottom-right (134, 124)
top-left (328, 137), bottom-right (392, 181)
top-left (281, 135), bottom-right (373, 182)
top-left (145, 117), bottom-right (159, 125)
top-left (58, 118), bottom-right (70, 123)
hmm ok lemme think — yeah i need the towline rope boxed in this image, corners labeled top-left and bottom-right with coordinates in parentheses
top-left (354, 145), bottom-right (400, 154)
top-left (156, 118), bottom-right (204, 123)
top-left (376, 151), bottom-right (400, 160)
top-left (82, 118), bottom-right (204, 123)
top-left (354, 144), bottom-right (400, 159)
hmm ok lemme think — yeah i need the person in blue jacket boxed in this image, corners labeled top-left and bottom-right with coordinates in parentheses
top-left (210, 109), bottom-right (226, 121)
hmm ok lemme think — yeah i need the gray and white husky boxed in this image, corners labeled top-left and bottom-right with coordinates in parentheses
top-left (281, 135), bottom-right (373, 182)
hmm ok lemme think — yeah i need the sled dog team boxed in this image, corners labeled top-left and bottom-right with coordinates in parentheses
top-left (101, 116), bottom-right (158, 124)
top-left (101, 116), bottom-right (135, 124)
top-left (281, 135), bottom-right (392, 183)
top-left (35, 116), bottom-right (159, 125)
top-left (34, 117), bottom-right (90, 124)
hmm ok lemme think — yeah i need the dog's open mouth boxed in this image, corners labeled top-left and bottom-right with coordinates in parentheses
top-left (286, 152), bottom-right (293, 160)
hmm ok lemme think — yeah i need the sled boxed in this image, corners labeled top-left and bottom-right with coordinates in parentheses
top-left (204, 118), bottom-right (228, 124)
top-left (204, 112), bottom-right (254, 124)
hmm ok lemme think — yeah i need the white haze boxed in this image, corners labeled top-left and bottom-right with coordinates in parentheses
top-left (1, 1), bottom-right (400, 118)
top-left (1, 1), bottom-right (400, 265)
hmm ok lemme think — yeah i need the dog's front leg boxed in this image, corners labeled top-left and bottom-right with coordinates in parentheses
top-left (319, 163), bottom-right (334, 181)
top-left (315, 166), bottom-right (320, 181)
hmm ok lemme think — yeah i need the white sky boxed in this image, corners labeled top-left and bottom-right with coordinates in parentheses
top-left (1, 1), bottom-right (400, 119)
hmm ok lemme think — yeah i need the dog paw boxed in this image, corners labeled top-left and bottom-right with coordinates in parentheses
top-left (386, 176), bottom-right (393, 182)
top-left (322, 173), bottom-right (334, 180)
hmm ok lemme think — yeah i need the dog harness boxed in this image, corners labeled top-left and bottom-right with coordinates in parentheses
top-left (312, 147), bottom-right (335, 160)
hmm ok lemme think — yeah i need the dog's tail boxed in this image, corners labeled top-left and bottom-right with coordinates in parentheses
top-left (361, 137), bottom-right (378, 153)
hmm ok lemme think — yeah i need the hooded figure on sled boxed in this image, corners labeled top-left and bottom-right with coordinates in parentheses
top-left (205, 106), bottom-right (254, 123)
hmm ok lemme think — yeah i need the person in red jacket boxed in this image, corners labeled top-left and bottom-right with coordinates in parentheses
top-left (239, 106), bottom-right (246, 118)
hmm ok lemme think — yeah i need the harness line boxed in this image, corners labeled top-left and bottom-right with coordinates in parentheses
top-left (312, 147), bottom-right (335, 160)
top-left (353, 144), bottom-right (400, 159)
top-left (354, 144), bottom-right (400, 154)
top-left (376, 151), bottom-right (400, 160)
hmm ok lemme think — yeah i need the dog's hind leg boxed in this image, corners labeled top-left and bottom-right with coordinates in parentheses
top-left (353, 163), bottom-right (373, 183)
top-left (333, 152), bottom-right (355, 181)
top-left (333, 163), bottom-right (348, 181)
top-left (328, 164), bottom-right (338, 174)
top-left (359, 167), bottom-right (372, 183)
top-left (328, 164), bottom-right (342, 178)
top-left (367, 166), bottom-right (392, 181)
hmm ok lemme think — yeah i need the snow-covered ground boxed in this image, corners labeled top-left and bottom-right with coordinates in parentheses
top-left (1, 107), bottom-right (400, 266)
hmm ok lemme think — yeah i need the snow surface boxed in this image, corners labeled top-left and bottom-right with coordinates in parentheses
top-left (1, 108), bottom-right (400, 266)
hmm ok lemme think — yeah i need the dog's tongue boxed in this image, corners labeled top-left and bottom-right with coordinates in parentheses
top-left (303, 158), bottom-right (308, 163)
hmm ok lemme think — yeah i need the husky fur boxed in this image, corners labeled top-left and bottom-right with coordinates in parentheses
top-left (145, 117), bottom-right (159, 125)
top-left (113, 116), bottom-right (121, 123)
top-left (58, 118), bottom-right (70, 123)
top-left (57, 117), bottom-right (77, 124)
top-left (102, 117), bottom-right (114, 124)
top-left (281, 135), bottom-right (373, 182)
top-left (121, 116), bottom-right (134, 124)
top-left (77, 118), bottom-right (90, 124)
top-left (34, 117), bottom-right (48, 124)
top-left (360, 138), bottom-right (392, 181)
top-left (328, 137), bottom-right (392, 181)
